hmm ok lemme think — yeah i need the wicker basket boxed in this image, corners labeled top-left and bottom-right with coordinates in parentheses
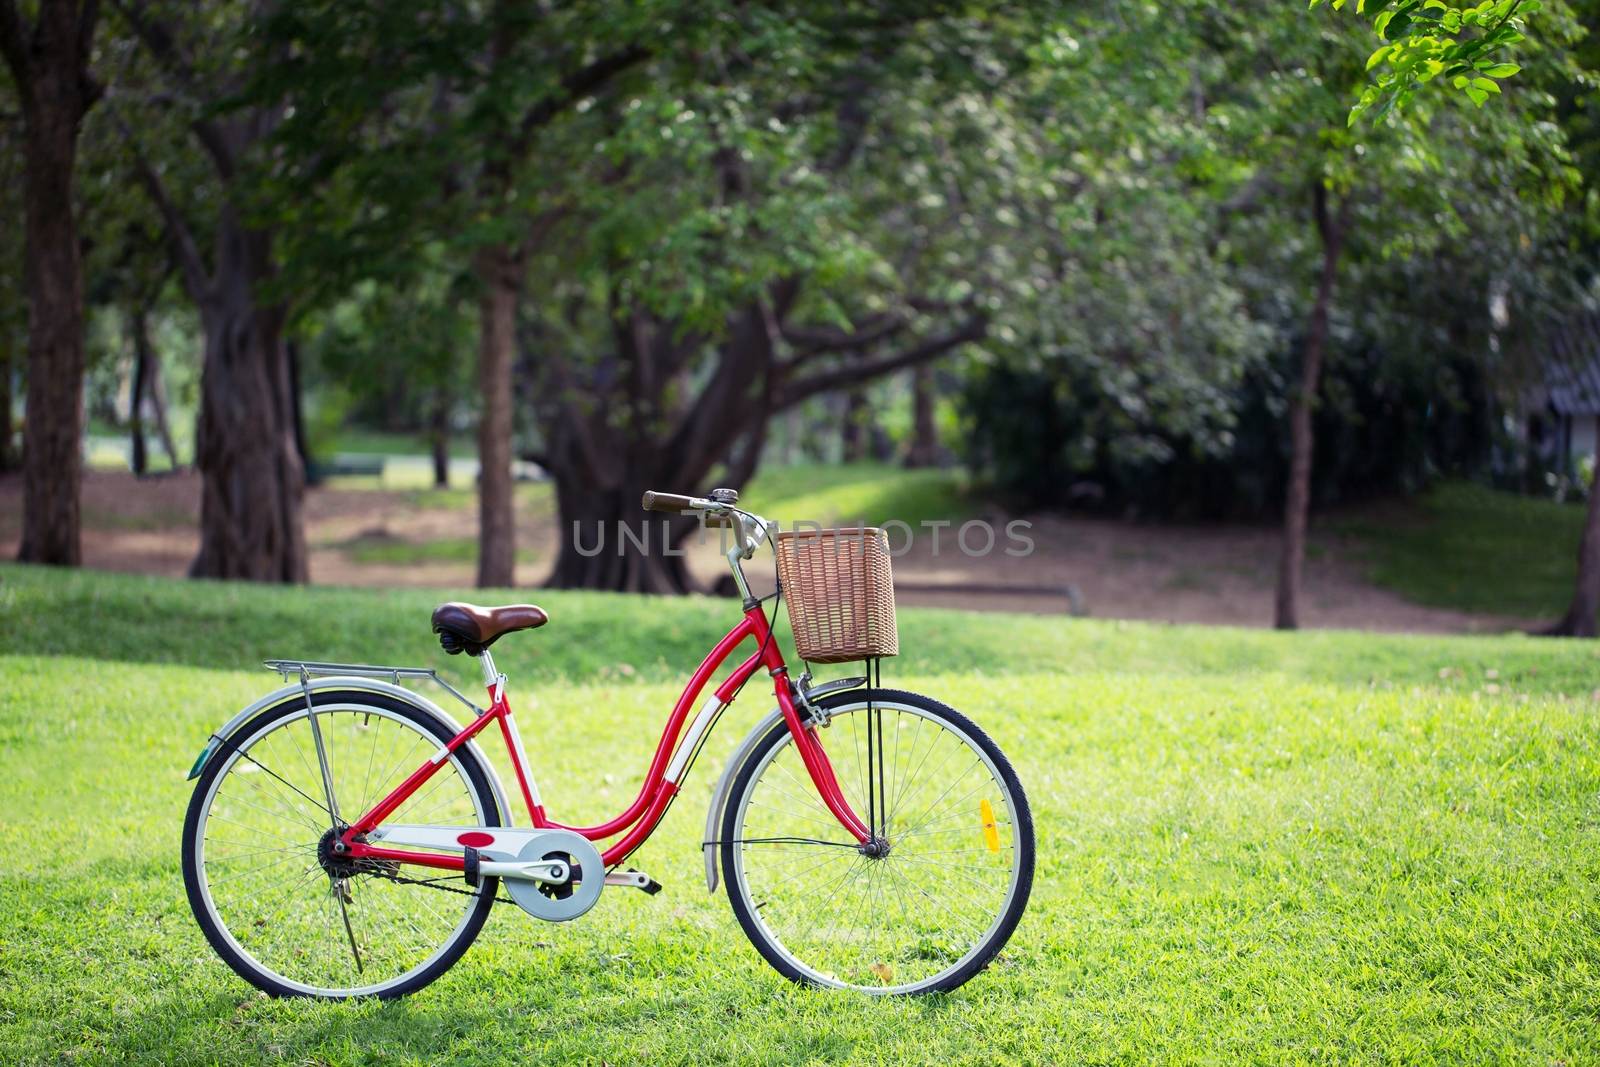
top-left (775, 528), bottom-right (899, 664)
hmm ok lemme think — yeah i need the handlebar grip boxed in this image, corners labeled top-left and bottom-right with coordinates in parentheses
top-left (641, 491), bottom-right (696, 513)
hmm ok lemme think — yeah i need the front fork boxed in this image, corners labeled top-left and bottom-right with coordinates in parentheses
top-left (776, 676), bottom-right (873, 844)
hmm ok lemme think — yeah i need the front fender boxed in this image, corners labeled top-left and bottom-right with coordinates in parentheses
top-left (185, 676), bottom-right (512, 826)
top-left (703, 707), bottom-right (786, 894)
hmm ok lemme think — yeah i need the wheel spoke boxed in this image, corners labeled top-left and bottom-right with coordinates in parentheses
top-left (191, 701), bottom-right (493, 997)
top-left (726, 701), bottom-right (1030, 994)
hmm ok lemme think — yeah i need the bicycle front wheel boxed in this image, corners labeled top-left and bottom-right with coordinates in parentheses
top-left (182, 690), bottom-right (502, 999)
top-left (721, 688), bottom-right (1033, 994)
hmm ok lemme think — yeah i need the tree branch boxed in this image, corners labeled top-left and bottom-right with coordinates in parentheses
top-left (822, 67), bottom-right (874, 173)
top-left (109, 0), bottom-right (198, 94)
top-left (522, 316), bottom-right (623, 487)
top-left (110, 0), bottom-right (235, 173)
top-left (509, 44), bottom-right (650, 158)
top-left (778, 313), bottom-right (987, 409)
top-left (780, 311), bottom-right (905, 355)
top-left (666, 298), bottom-right (779, 482)
top-left (110, 102), bottom-right (210, 300)
top-left (78, 0), bottom-right (99, 69)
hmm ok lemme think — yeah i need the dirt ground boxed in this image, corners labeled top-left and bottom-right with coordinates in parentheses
top-left (0, 469), bottom-right (1526, 634)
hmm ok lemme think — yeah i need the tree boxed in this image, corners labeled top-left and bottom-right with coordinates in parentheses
top-left (1192, 2), bottom-right (1579, 628)
top-left (1326, 0), bottom-right (1600, 637)
top-left (904, 364), bottom-right (940, 468)
top-left (956, 1), bottom-right (1580, 630)
top-left (244, 0), bottom-right (656, 585)
top-left (1542, 0), bottom-right (1600, 637)
top-left (0, 0), bottom-right (101, 566)
top-left (86, 190), bottom-right (186, 477)
top-left (1275, 181), bottom-right (1353, 629)
top-left (124, 278), bottom-right (180, 475)
top-left (0, 103), bottom-right (23, 474)
top-left (109, 0), bottom-right (308, 581)
top-left (523, 7), bottom-right (1125, 590)
top-left (1547, 485), bottom-right (1600, 635)
top-left (251, 0), bottom-right (657, 588)
top-left (258, 1), bottom-right (1002, 592)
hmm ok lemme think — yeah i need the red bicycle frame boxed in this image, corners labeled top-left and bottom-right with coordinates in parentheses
top-left (341, 601), bottom-right (870, 872)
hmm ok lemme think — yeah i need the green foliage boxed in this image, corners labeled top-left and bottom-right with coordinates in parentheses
top-left (962, 336), bottom-right (1495, 518)
top-left (296, 252), bottom-right (477, 446)
top-left (955, 0), bottom-right (1583, 519)
top-left (57, 0), bottom-right (1594, 537)
top-left (1315, 0), bottom-right (1548, 122)
top-left (3, 568), bottom-right (1600, 1062)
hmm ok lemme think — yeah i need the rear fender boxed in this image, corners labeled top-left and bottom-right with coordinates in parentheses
top-left (185, 676), bottom-right (512, 826)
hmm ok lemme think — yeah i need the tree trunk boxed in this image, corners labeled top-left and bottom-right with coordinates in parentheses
top-left (9, 4), bottom-right (97, 566)
top-left (904, 363), bottom-right (939, 468)
top-left (286, 339), bottom-right (311, 477)
top-left (1542, 474), bottom-right (1600, 637)
top-left (146, 337), bottom-right (179, 470)
top-left (129, 307), bottom-right (150, 476)
top-left (1275, 186), bottom-right (1351, 630)
top-left (430, 389), bottom-right (451, 489)
top-left (841, 390), bottom-right (868, 462)
top-left (475, 243), bottom-right (520, 588)
top-left (0, 326), bottom-right (17, 473)
top-left (530, 280), bottom-right (982, 591)
top-left (546, 478), bottom-right (697, 593)
top-left (189, 220), bottom-right (308, 582)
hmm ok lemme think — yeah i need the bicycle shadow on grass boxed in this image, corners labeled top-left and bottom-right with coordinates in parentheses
top-left (106, 953), bottom-right (975, 1065)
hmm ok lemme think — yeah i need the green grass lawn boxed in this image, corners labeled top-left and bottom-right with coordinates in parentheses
top-left (328, 430), bottom-right (479, 458)
top-left (744, 462), bottom-right (974, 531)
top-left (2, 564), bottom-right (1598, 1064)
top-left (330, 533), bottom-right (541, 567)
top-left (1337, 482), bottom-right (1588, 620)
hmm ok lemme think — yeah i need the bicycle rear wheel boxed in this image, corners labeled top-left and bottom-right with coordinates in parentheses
top-left (182, 690), bottom-right (501, 998)
top-left (721, 688), bottom-right (1033, 994)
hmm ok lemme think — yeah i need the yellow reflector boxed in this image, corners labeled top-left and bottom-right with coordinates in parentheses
top-left (979, 798), bottom-right (1001, 853)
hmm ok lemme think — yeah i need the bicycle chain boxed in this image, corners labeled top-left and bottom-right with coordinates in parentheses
top-left (365, 868), bottom-right (516, 905)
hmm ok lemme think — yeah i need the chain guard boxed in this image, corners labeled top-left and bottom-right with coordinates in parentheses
top-left (485, 829), bottom-right (604, 922)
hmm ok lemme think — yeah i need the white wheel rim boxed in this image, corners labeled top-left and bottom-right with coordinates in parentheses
top-left (193, 702), bottom-right (490, 997)
top-left (729, 699), bottom-right (1025, 994)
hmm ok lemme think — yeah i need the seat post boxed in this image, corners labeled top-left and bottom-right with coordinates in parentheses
top-left (478, 649), bottom-right (500, 690)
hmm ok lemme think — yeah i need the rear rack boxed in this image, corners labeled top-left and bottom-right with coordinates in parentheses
top-left (263, 659), bottom-right (482, 716)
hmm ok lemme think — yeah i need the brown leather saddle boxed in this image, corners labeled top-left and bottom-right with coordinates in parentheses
top-left (431, 601), bottom-right (548, 657)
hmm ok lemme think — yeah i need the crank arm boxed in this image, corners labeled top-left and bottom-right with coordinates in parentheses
top-left (604, 868), bottom-right (663, 894)
top-left (477, 857), bottom-right (569, 884)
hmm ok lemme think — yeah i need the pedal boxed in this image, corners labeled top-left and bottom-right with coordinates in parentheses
top-left (604, 868), bottom-right (662, 895)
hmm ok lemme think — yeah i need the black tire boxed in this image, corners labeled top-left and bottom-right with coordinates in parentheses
top-left (721, 688), bottom-right (1034, 994)
top-left (182, 690), bottom-right (503, 999)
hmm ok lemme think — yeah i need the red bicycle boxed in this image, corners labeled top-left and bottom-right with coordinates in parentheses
top-left (182, 489), bottom-right (1034, 997)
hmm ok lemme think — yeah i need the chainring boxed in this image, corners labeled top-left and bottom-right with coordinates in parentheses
top-left (492, 829), bottom-right (605, 922)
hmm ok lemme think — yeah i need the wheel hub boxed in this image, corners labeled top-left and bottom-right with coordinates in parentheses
top-left (316, 827), bottom-right (361, 879)
top-left (858, 835), bottom-right (893, 859)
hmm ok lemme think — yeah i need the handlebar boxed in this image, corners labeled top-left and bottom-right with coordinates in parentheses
top-left (641, 491), bottom-right (698, 513)
top-left (641, 489), bottom-right (765, 556)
